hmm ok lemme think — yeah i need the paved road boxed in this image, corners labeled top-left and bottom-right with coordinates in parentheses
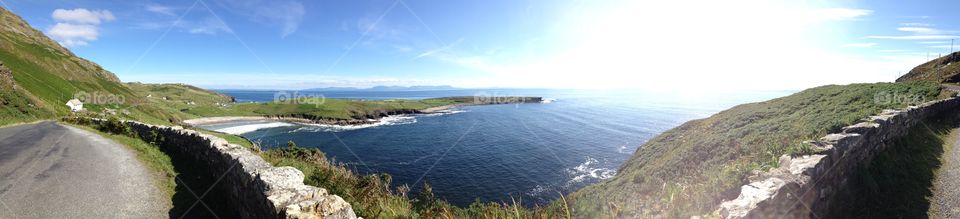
top-left (0, 121), bottom-right (166, 218)
top-left (931, 129), bottom-right (960, 218)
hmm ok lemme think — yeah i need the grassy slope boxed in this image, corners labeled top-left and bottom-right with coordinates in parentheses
top-left (0, 62), bottom-right (52, 124)
top-left (122, 82), bottom-right (487, 123)
top-left (829, 110), bottom-right (957, 218)
top-left (121, 83), bottom-right (234, 123)
top-left (568, 81), bottom-right (944, 218)
top-left (0, 6), bottom-right (142, 125)
top-left (896, 51), bottom-right (960, 83)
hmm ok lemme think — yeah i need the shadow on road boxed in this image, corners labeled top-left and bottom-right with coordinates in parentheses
top-left (166, 150), bottom-right (238, 219)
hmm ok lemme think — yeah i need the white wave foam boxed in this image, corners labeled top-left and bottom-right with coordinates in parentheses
top-left (541, 98), bottom-right (557, 103)
top-left (618, 145), bottom-right (629, 154)
top-left (527, 184), bottom-right (548, 197)
top-left (214, 122), bottom-right (294, 135)
top-left (567, 157), bottom-right (616, 184)
top-left (418, 109), bottom-right (467, 117)
top-left (291, 115), bottom-right (417, 132)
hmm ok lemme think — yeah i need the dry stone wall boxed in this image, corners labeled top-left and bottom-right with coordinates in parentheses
top-left (89, 119), bottom-right (357, 219)
top-left (716, 96), bottom-right (960, 218)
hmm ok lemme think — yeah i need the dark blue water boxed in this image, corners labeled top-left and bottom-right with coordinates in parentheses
top-left (213, 89), bottom-right (791, 206)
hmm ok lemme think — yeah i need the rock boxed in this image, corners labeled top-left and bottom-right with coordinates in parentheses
top-left (87, 119), bottom-right (357, 218)
top-left (714, 97), bottom-right (960, 218)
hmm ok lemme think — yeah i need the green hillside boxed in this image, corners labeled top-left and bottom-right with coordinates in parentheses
top-left (0, 61), bottom-right (52, 124)
top-left (0, 6), bottom-right (138, 125)
top-left (568, 81), bottom-right (948, 218)
top-left (897, 51), bottom-right (960, 83)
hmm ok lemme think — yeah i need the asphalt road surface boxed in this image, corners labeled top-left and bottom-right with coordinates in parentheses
top-left (0, 121), bottom-right (166, 218)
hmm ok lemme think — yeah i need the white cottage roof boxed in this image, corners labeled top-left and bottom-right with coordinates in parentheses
top-left (66, 99), bottom-right (82, 106)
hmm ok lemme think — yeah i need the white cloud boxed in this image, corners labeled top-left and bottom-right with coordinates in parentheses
top-left (842, 43), bottom-right (877, 48)
top-left (896, 27), bottom-right (956, 35)
top-left (919, 41), bottom-right (950, 44)
top-left (52, 8), bottom-right (114, 24)
top-left (47, 23), bottom-right (97, 40)
top-left (46, 8), bottom-right (114, 47)
top-left (210, 0), bottom-right (305, 37)
top-left (807, 8), bottom-right (872, 21)
top-left (181, 18), bottom-right (232, 35)
top-left (928, 45), bottom-right (958, 49)
top-left (867, 35), bottom-right (959, 40)
top-left (415, 39), bottom-right (464, 59)
top-left (146, 5), bottom-right (177, 16)
top-left (901, 15), bottom-right (932, 19)
top-left (901, 22), bottom-right (934, 27)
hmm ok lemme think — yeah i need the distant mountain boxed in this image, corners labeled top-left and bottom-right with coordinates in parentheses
top-left (303, 85), bottom-right (459, 91)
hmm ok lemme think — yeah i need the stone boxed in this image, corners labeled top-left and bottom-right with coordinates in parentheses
top-left (86, 119), bottom-right (358, 219)
top-left (714, 97), bottom-right (960, 218)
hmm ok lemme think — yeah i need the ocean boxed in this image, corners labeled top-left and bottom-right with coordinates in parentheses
top-left (208, 89), bottom-right (791, 206)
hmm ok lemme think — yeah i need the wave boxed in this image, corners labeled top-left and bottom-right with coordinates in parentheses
top-left (290, 115), bottom-right (418, 132)
top-left (290, 109), bottom-right (468, 133)
top-left (567, 157), bottom-right (616, 184)
top-left (526, 184), bottom-right (548, 197)
top-left (618, 145), bottom-right (629, 154)
top-left (417, 109), bottom-right (468, 117)
top-left (214, 122), bottom-right (294, 135)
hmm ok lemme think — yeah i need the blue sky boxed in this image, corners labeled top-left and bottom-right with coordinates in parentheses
top-left (1, 0), bottom-right (959, 90)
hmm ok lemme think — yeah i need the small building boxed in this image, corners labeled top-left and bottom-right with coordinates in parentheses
top-left (66, 99), bottom-right (83, 112)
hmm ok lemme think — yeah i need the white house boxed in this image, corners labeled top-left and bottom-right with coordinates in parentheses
top-left (66, 99), bottom-right (83, 112)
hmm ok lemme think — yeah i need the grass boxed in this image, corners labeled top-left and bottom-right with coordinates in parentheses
top-left (60, 120), bottom-right (177, 203)
top-left (897, 51), bottom-right (960, 83)
top-left (828, 108), bottom-right (959, 218)
top-left (183, 98), bottom-right (460, 120)
top-left (568, 81), bottom-right (946, 218)
top-left (198, 129), bottom-right (257, 150)
top-left (261, 144), bottom-right (572, 219)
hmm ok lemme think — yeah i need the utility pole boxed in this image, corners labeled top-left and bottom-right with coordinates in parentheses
top-left (952, 39), bottom-right (955, 53)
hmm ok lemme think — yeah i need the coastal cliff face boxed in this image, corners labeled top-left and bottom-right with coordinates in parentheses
top-left (717, 96), bottom-right (960, 218)
top-left (78, 118), bottom-right (357, 219)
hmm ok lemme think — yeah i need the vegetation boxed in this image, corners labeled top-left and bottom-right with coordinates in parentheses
top-left (199, 129), bottom-right (257, 150)
top-left (830, 109), bottom-right (959, 218)
top-left (182, 97), bottom-right (463, 120)
top-left (568, 81), bottom-right (946, 218)
top-left (897, 51), bottom-right (960, 84)
top-left (262, 144), bottom-right (571, 219)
